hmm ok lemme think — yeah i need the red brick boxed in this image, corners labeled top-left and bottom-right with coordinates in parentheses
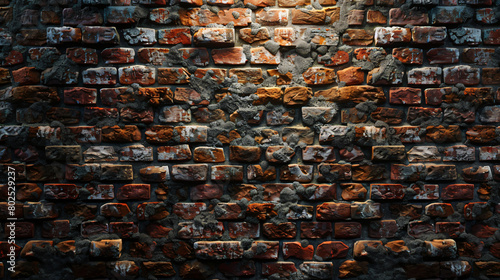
top-left (158, 28), bottom-right (192, 45)
top-left (263, 222), bottom-right (296, 239)
top-left (82, 67), bottom-right (117, 85)
top-left (46, 27), bottom-right (81, 45)
top-left (262, 262), bottom-right (297, 277)
top-left (374, 27), bottom-right (411, 46)
top-left (317, 202), bottom-right (351, 220)
top-left (179, 8), bottom-right (251, 26)
top-left (102, 48), bottom-right (134, 64)
top-left (82, 26), bottom-right (120, 44)
top-left (476, 8), bottom-right (498, 24)
top-left (300, 222), bottom-right (332, 238)
top-left (392, 47), bottom-right (423, 64)
top-left (211, 47), bottom-right (247, 65)
top-left (368, 220), bottom-right (399, 238)
top-left (66, 47), bottom-right (98, 65)
top-left (353, 240), bottom-right (384, 259)
top-left (389, 8), bottom-right (428, 25)
top-left (342, 29), bottom-right (374, 46)
top-left (194, 241), bottom-right (243, 260)
top-left (256, 9), bottom-right (288, 26)
top-left (63, 7), bottom-right (103, 25)
top-left (283, 242), bottom-right (314, 260)
top-left (118, 65), bottom-right (155, 86)
top-left (412, 26), bottom-right (447, 44)
top-left (443, 65), bottom-right (480, 85)
top-left (431, 6), bottom-right (473, 24)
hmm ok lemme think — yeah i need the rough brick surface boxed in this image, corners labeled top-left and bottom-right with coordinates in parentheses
top-left (0, 0), bottom-right (499, 279)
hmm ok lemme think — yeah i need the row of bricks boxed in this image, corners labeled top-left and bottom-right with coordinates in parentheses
top-left (6, 103), bottom-right (500, 125)
top-left (4, 85), bottom-right (500, 107)
top-left (2, 196), bottom-right (496, 221)
top-left (2, 124), bottom-right (499, 146)
top-left (6, 5), bottom-right (500, 28)
top-left (2, 204), bottom-right (498, 236)
top-left (2, 64), bottom-right (500, 86)
top-left (1, 185), bottom-right (496, 217)
top-left (2, 256), bottom-right (493, 279)
top-left (2, 46), bottom-right (500, 69)
top-left (0, 238), bottom-right (481, 260)
top-left (3, 211), bottom-right (499, 239)
top-left (2, 144), bottom-right (500, 164)
top-left (0, 180), bottom-right (495, 202)
top-left (6, 25), bottom-right (500, 49)
top-left (3, 159), bottom-right (500, 181)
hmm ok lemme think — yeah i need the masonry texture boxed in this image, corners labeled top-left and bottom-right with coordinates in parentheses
top-left (0, 0), bottom-right (499, 279)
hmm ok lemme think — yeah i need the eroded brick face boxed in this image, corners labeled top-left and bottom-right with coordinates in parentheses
top-left (0, 0), bottom-right (499, 279)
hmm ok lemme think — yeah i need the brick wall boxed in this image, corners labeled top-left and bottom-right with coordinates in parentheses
top-left (0, 0), bottom-right (499, 278)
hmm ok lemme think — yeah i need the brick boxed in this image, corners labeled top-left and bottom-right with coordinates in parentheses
top-left (263, 222), bottom-right (296, 239)
top-left (482, 68), bottom-right (500, 84)
top-left (278, 0), bottom-right (310, 6)
top-left (342, 29), bottom-right (374, 46)
top-left (348, 9), bottom-right (364, 25)
top-left (66, 47), bottom-right (98, 65)
top-left (1, 50), bottom-right (23, 67)
top-left (102, 125), bottom-right (141, 143)
top-left (105, 6), bottom-right (146, 24)
top-left (82, 26), bottom-right (119, 44)
top-left (301, 27), bottom-right (340, 46)
top-left (317, 202), bottom-right (351, 220)
top-left (443, 65), bottom-right (480, 85)
top-left (256, 9), bottom-right (288, 26)
top-left (392, 48), bottom-right (423, 64)
top-left (179, 8), bottom-right (251, 26)
top-left (41, 11), bottom-right (61, 25)
top-left (82, 67), bottom-right (117, 85)
top-left (431, 6), bottom-right (473, 24)
top-left (194, 68), bottom-right (226, 83)
top-left (178, 221), bottom-right (224, 238)
top-left (449, 27), bottom-right (482, 45)
top-left (368, 220), bottom-right (399, 238)
top-left (292, 9), bottom-right (325, 25)
top-left (118, 65), bottom-right (155, 86)
top-left (337, 67), bottom-right (364, 85)
top-left (274, 27), bottom-right (296, 46)
top-left (46, 27), bottom-right (81, 45)
top-left (374, 27), bottom-right (411, 46)
top-left (367, 10), bottom-right (386, 24)
top-left (389, 8), bottom-right (428, 25)
top-left (102, 48), bottom-right (134, 64)
top-left (476, 8), bottom-right (498, 24)
top-left (250, 47), bottom-right (280, 65)
top-left (142, 262), bottom-right (176, 277)
top-left (90, 239), bottom-right (122, 259)
top-left (172, 164), bottom-right (208, 182)
top-left (239, 27), bottom-right (270, 44)
top-left (426, 48), bottom-right (458, 64)
top-left (353, 240), bottom-right (384, 259)
top-left (425, 239), bottom-right (457, 258)
top-left (137, 202), bottom-right (169, 220)
top-left (412, 26), bottom-right (446, 44)
top-left (212, 165), bottom-right (243, 182)
top-left (194, 241), bottom-right (243, 260)
top-left (466, 125), bottom-right (497, 144)
top-left (193, 28), bottom-right (235, 47)
top-left (318, 50), bottom-right (350, 66)
top-left (158, 28), bottom-right (192, 45)
top-left (212, 47), bottom-right (247, 65)
top-left (63, 7), bottom-right (103, 25)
